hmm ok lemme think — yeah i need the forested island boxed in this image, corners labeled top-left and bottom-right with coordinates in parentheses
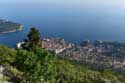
top-left (0, 19), bottom-right (23, 33)
top-left (0, 28), bottom-right (125, 83)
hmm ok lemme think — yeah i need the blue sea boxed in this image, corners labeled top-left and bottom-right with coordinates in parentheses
top-left (0, 0), bottom-right (125, 47)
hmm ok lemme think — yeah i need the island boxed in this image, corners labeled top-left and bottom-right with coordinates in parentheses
top-left (0, 19), bottom-right (23, 33)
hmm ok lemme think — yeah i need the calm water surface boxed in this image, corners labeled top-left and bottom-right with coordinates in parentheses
top-left (0, 0), bottom-right (125, 47)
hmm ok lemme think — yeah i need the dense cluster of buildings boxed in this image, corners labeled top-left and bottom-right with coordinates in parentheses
top-left (16, 38), bottom-right (125, 71)
top-left (41, 38), bottom-right (125, 72)
top-left (42, 38), bottom-right (74, 54)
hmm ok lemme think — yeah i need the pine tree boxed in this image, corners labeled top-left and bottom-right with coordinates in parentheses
top-left (22, 27), bottom-right (41, 51)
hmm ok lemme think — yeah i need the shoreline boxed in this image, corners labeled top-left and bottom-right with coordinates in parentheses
top-left (0, 25), bottom-right (23, 34)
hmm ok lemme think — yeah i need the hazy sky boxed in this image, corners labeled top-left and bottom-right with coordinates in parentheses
top-left (0, 0), bottom-right (125, 6)
top-left (0, 0), bottom-right (125, 9)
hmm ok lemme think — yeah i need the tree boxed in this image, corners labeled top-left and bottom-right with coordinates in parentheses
top-left (15, 48), bottom-right (56, 83)
top-left (22, 27), bottom-right (41, 51)
top-left (15, 49), bottom-right (42, 83)
top-left (0, 45), bottom-right (17, 64)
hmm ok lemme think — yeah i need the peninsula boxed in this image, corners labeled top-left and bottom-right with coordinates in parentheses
top-left (0, 19), bottom-right (23, 34)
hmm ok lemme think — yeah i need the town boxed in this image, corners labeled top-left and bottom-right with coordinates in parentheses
top-left (42, 38), bottom-right (125, 72)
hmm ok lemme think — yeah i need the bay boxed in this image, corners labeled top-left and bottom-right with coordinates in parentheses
top-left (0, 0), bottom-right (125, 47)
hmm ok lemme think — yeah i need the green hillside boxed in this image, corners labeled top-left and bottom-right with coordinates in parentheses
top-left (0, 45), bottom-right (125, 83)
top-left (0, 28), bottom-right (125, 83)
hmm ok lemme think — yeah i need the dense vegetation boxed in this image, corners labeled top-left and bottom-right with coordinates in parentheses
top-left (0, 28), bottom-right (125, 83)
top-left (0, 19), bottom-right (22, 33)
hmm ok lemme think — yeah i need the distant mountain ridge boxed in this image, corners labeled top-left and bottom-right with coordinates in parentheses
top-left (0, 19), bottom-right (23, 33)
